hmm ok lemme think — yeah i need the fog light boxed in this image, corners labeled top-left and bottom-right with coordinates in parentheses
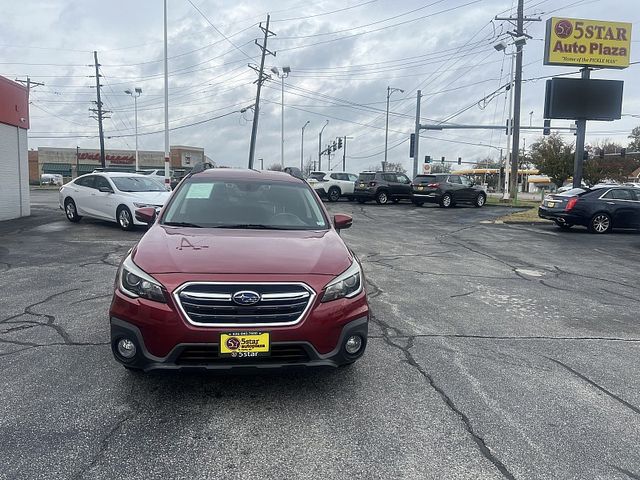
top-left (117, 338), bottom-right (137, 359)
top-left (345, 335), bottom-right (363, 355)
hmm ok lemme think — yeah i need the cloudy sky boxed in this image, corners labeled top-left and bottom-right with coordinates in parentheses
top-left (2, 0), bottom-right (639, 173)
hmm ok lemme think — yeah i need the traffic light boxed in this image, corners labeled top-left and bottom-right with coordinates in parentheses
top-left (543, 119), bottom-right (551, 136)
top-left (409, 133), bottom-right (415, 157)
top-left (424, 155), bottom-right (431, 164)
top-left (599, 148), bottom-right (605, 159)
top-left (458, 157), bottom-right (462, 165)
top-left (441, 156), bottom-right (445, 164)
top-left (505, 119), bottom-right (510, 135)
top-left (332, 141), bottom-right (337, 152)
top-left (337, 137), bottom-right (343, 149)
top-left (621, 148), bottom-right (626, 158)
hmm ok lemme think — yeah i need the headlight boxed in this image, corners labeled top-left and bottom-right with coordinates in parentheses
top-left (133, 202), bottom-right (152, 208)
top-left (321, 261), bottom-right (363, 302)
top-left (117, 253), bottom-right (166, 303)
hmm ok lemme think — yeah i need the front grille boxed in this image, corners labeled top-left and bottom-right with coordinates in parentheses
top-left (176, 344), bottom-right (310, 365)
top-left (175, 283), bottom-right (315, 326)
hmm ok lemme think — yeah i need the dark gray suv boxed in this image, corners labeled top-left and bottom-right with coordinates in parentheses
top-left (411, 173), bottom-right (486, 207)
top-left (353, 171), bottom-right (413, 205)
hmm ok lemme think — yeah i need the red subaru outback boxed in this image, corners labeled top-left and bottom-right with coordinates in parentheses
top-left (109, 168), bottom-right (369, 372)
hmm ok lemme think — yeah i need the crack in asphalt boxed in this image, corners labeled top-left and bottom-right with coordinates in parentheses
top-left (366, 278), bottom-right (514, 479)
top-left (79, 245), bottom-right (126, 268)
top-left (553, 266), bottom-right (636, 290)
top-left (372, 313), bottom-right (515, 480)
top-left (610, 465), bottom-right (640, 479)
top-left (547, 357), bottom-right (640, 416)
top-left (450, 290), bottom-right (476, 298)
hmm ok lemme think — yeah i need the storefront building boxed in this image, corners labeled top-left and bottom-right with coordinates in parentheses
top-left (29, 145), bottom-right (208, 182)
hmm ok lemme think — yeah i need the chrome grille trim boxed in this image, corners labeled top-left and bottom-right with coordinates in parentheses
top-left (173, 282), bottom-right (316, 328)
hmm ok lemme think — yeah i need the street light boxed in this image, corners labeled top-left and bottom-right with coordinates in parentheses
top-left (301, 120), bottom-right (310, 172)
top-left (124, 87), bottom-right (142, 171)
top-left (318, 120), bottom-right (329, 171)
top-left (384, 86), bottom-right (404, 172)
top-left (271, 66), bottom-right (291, 168)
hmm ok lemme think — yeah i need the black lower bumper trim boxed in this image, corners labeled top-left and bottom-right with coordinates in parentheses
top-left (110, 316), bottom-right (368, 371)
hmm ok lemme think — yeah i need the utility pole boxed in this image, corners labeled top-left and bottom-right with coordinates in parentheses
top-left (248, 15), bottom-right (276, 169)
top-left (496, 0), bottom-right (541, 197)
top-left (384, 86), bottom-right (404, 172)
top-left (343, 136), bottom-right (347, 172)
top-left (318, 120), bottom-right (328, 170)
top-left (412, 90), bottom-right (422, 179)
top-left (91, 51), bottom-right (106, 169)
top-left (163, 0), bottom-right (170, 187)
top-left (14, 76), bottom-right (45, 101)
top-left (300, 120), bottom-right (309, 171)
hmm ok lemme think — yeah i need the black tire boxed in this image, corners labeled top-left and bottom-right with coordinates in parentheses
top-left (554, 220), bottom-right (572, 230)
top-left (64, 198), bottom-right (82, 223)
top-left (357, 198), bottom-right (367, 204)
top-left (588, 213), bottom-right (611, 234)
top-left (439, 193), bottom-right (453, 208)
top-left (412, 199), bottom-right (425, 207)
top-left (327, 186), bottom-right (341, 202)
top-left (375, 190), bottom-right (390, 205)
top-left (117, 205), bottom-right (134, 231)
top-left (474, 193), bottom-right (486, 208)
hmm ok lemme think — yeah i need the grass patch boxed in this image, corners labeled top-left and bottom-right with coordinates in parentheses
top-left (497, 206), bottom-right (552, 224)
top-left (485, 196), bottom-right (541, 208)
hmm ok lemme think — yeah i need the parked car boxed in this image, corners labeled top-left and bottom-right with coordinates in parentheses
top-left (109, 168), bottom-right (369, 372)
top-left (353, 171), bottom-right (412, 205)
top-left (41, 173), bottom-right (63, 186)
top-left (170, 169), bottom-right (188, 190)
top-left (411, 173), bottom-right (486, 207)
top-left (624, 182), bottom-right (640, 188)
top-left (538, 186), bottom-right (640, 233)
top-left (307, 171), bottom-right (358, 202)
top-left (137, 169), bottom-right (171, 189)
top-left (59, 172), bottom-right (170, 230)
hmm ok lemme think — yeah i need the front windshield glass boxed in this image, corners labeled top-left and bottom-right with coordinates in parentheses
top-left (162, 179), bottom-right (329, 230)
top-left (111, 176), bottom-right (167, 192)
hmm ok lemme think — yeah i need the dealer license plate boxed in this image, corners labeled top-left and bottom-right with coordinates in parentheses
top-left (417, 186), bottom-right (424, 191)
top-left (220, 332), bottom-right (270, 358)
top-left (547, 201), bottom-right (555, 208)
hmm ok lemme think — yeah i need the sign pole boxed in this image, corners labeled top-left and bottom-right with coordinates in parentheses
top-left (572, 67), bottom-right (590, 188)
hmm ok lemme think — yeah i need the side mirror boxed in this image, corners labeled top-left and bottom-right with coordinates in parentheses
top-left (333, 214), bottom-right (353, 231)
top-left (98, 186), bottom-right (113, 193)
top-left (135, 207), bottom-right (157, 225)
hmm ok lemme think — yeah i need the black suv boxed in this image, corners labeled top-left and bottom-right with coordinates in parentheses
top-left (353, 171), bottom-right (412, 205)
top-left (411, 173), bottom-right (486, 207)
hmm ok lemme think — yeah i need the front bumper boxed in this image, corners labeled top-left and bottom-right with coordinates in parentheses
top-left (110, 316), bottom-right (368, 371)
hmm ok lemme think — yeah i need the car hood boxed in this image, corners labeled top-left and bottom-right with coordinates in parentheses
top-left (132, 226), bottom-right (353, 276)
top-left (119, 191), bottom-right (170, 205)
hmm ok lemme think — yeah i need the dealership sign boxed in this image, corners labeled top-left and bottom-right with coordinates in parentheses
top-left (544, 17), bottom-right (632, 68)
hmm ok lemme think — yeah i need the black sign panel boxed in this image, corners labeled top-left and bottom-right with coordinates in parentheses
top-left (544, 78), bottom-right (623, 121)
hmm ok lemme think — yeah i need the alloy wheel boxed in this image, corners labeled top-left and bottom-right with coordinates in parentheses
top-left (119, 209), bottom-right (132, 229)
top-left (65, 202), bottom-right (76, 220)
top-left (591, 214), bottom-right (610, 233)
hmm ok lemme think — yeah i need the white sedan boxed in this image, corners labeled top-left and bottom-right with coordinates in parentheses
top-left (59, 172), bottom-right (171, 230)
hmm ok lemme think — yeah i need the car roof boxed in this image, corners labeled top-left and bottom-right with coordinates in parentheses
top-left (191, 168), bottom-right (304, 183)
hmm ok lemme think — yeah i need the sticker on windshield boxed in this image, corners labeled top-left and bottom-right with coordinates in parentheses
top-left (186, 183), bottom-right (213, 199)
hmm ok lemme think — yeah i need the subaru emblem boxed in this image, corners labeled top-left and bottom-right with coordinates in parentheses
top-left (232, 290), bottom-right (261, 305)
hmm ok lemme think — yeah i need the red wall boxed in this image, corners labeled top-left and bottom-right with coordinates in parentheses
top-left (0, 76), bottom-right (29, 129)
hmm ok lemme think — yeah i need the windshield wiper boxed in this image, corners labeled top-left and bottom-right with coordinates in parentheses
top-left (162, 221), bottom-right (203, 228)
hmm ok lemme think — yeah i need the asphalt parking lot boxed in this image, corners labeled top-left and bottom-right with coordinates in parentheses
top-left (1, 189), bottom-right (639, 480)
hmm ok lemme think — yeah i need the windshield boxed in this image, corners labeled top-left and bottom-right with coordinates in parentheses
top-left (111, 176), bottom-right (167, 192)
top-left (162, 179), bottom-right (328, 230)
